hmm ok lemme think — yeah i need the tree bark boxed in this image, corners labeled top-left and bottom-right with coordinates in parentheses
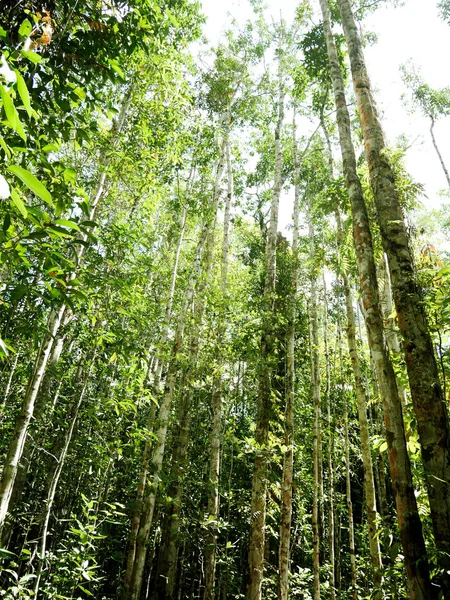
top-left (318, 1), bottom-right (435, 597)
top-left (344, 392), bottom-right (357, 600)
top-left (123, 202), bottom-right (188, 593)
top-left (126, 138), bottom-right (224, 600)
top-left (247, 39), bottom-right (284, 600)
top-left (0, 83), bottom-right (134, 531)
top-left (33, 354), bottom-right (96, 598)
top-left (308, 197), bottom-right (321, 600)
top-left (338, 2), bottom-right (450, 592)
top-left (204, 108), bottom-right (233, 600)
top-left (277, 114), bottom-right (299, 600)
top-left (322, 116), bottom-right (383, 593)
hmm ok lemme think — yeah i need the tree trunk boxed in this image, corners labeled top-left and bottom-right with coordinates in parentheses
top-left (430, 117), bottom-right (450, 188)
top-left (204, 108), bottom-right (233, 600)
top-left (123, 203), bottom-right (188, 593)
top-left (336, 209), bottom-right (383, 595)
top-left (318, 1), bottom-right (434, 597)
top-left (33, 354), bottom-right (96, 598)
top-left (344, 392), bottom-right (357, 600)
top-left (0, 83), bottom-right (134, 531)
top-left (277, 114), bottom-right (299, 600)
top-left (308, 198), bottom-right (321, 600)
top-left (322, 278), bottom-right (336, 600)
top-left (247, 40), bottom-right (284, 600)
top-left (126, 141), bottom-right (223, 600)
top-left (338, 1), bottom-right (450, 592)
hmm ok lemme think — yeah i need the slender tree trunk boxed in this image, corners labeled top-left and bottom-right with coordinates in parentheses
top-left (277, 114), bottom-right (299, 600)
top-left (308, 198), bottom-right (321, 600)
top-left (1, 351), bottom-right (19, 410)
top-left (378, 254), bottom-right (408, 404)
top-left (204, 107), bottom-right (233, 600)
top-left (247, 41), bottom-right (284, 600)
top-left (33, 354), bottom-right (96, 598)
top-left (0, 83), bottom-right (134, 531)
top-left (126, 141), bottom-right (224, 600)
top-left (338, 2), bottom-right (450, 591)
top-left (0, 304), bottom-right (66, 530)
top-left (322, 117), bottom-right (383, 593)
top-left (344, 393), bottom-right (357, 600)
top-left (430, 117), bottom-right (450, 188)
top-left (322, 278), bottom-right (336, 600)
top-left (318, 1), bottom-right (434, 597)
top-left (157, 200), bottom-right (217, 600)
top-left (155, 389), bottom-right (193, 600)
top-left (123, 203), bottom-right (188, 593)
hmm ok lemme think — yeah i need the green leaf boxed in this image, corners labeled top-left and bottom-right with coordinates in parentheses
top-left (20, 50), bottom-right (43, 64)
top-left (78, 585), bottom-right (93, 596)
top-left (0, 338), bottom-right (9, 358)
top-left (18, 19), bottom-right (32, 39)
top-left (63, 167), bottom-right (77, 183)
top-left (73, 87), bottom-right (86, 101)
top-left (379, 441), bottom-right (388, 454)
top-left (0, 86), bottom-right (26, 141)
top-left (11, 189), bottom-right (28, 217)
top-left (53, 219), bottom-right (80, 231)
top-left (0, 134), bottom-right (11, 159)
top-left (7, 165), bottom-right (53, 207)
top-left (42, 143), bottom-right (59, 153)
top-left (108, 59), bottom-right (125, 80)
top-left (14, 71), bottom-right (32, 118)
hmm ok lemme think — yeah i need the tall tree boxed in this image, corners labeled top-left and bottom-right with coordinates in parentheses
top-left (338, 0), bottom-right (450, 592)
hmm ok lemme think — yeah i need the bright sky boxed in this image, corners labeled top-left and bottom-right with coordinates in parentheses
top-left (199, 0), bottom-right (450, 232)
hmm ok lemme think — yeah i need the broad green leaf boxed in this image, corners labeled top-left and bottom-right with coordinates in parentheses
top-left (11, 189), bottom-right (27, 217)
top-left (20, 50), bottom-right (43, 64)
top-left (0, 86), bottom-right (26, 141)
top-left (73, 87), bottom-right (86, 101)
top-left (7, 165), bottom-right (53, 207)
top-left (108, 59), bottom-right (125, 80)
top-left (14, 71), bottom-right (32, 117)
top-left (53, 219), bottom-right (80, 231)
top-left (18, 19), bottom-right (32, 39)
top-left (42, 143), bottom-right (59, 153)
top-left (63, 167), bottom-right (77, 183)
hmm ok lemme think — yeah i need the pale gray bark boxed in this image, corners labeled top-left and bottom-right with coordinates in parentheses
top-left (204, 109), bottom-right (233, 600)
top-left (430, 117), bottom-right (450, 188)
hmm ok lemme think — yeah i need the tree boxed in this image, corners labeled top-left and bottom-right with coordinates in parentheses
top-left (401, 62), bottom-right (450, 187)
